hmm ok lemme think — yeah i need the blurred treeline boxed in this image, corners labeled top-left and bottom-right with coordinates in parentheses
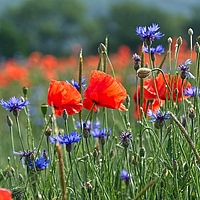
top-left (0, 0), bottom-right (200, 58)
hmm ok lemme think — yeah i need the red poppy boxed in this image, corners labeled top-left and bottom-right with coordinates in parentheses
top-left (0, 188), bottom-right (12, 200)
top-left (83, 70), bottom-right (127, 111)
top-left (47, 80), bottom-right (83, 117)
top-left (143, 73), bottom-right (191, 102)
top-left (133, 86), bottom-right (163, 119)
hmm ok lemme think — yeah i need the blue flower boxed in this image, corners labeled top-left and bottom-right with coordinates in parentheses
top-left (91, 128), bottom-right (111, 138)
top-left (49, 131), bottom-right (82, 145)
top-left (148, 109), bottom-right (170, 129)
top-left (136, 23), bottom-right (164, 44)
top-left (66, 76), bottom-right (87, 90)
top-left (34, 150), bottom-right (50, 171)
top-left (132, 53), bottom-right (141, 65)
top-left (120, 170), bottom-right (130, 184)
top-left (185, 86), bottom-right (200, 97)
top-left (119, 132), bottom-right (132, 149)
top-left (178, 59), bottom-right (195, 79)
top-left (143, 45), bottom-right (165, 55)
top-left (0, 97), bottom-right (29, 116)
top-left (13, 148), bottom-right (35, 167)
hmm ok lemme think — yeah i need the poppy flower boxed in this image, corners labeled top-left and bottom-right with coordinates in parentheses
top-left (0, 188), bottom-right (12, 200)
top-left (83, 70), bottom-right (127, 111)
top-left (142, 73), bottom-right (191, 102)
top-left (156, 73), bottom-right (191, 102)
top-left (133, 86), bottom-right (163, 119)
top-left (47, 80), bottom-right (83, 117)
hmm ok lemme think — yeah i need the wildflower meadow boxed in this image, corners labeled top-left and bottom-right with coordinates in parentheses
top-left (1, 23), bottom-right (200, 199)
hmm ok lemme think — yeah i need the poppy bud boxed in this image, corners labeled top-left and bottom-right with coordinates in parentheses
top-left (189, 107), bottom-right (196, 119)
top-left (6, 115), bottom-right (13, 127)
top-left (188, 28), bottom-right (194, 36)
top-left (45, 127), bottom-right (52, 137)
top-left (41, 103), bottom-right (48, 116)
top-left (139, 147), bottom-right (145, 158)
top-left (137, 67), bottom-right (151, 79)
top-left (176, 36), bottom-right (182, 46)
top-left (22, 87), bottom-right (28, 97)
top-left (194, 42), bottom-right (200, 53)
top-left (62, 109), bottom-right (68, 121)
top-left (168, 37), bottom-right (173, 44)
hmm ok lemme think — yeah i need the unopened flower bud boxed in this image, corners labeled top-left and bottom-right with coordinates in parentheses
top-left (22, 87), bottom-right (28, 97)
top-left (194, 42), bottom-right (200, 53)
top-left (45, 127), bottom-right (52, 137)
top-left (188, 28), bottom-right (194, 36)
top-left (176, 36), bottom-right (182, 46)
top-left (62, 109), bottom-right (68, 121)
top-left (168, 37), bottom-right (173, 44)
top-left (139, 147), bottom-right (145, 158)
top-left (137, 67), bottom-right (151, 79)
top-left (7, 115), bottom-right (13, 127)
top-left (189, 107), bottom-right (196, 119)
top-left (41, 103), bottom-right (48, 116)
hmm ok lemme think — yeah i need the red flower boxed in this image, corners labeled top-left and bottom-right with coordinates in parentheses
top-left (133, 86), bottom-right (163, 119)
top-left (83, 70), bottom-right (127, 111)
top-left (0, 188), bottom-right (12, 200)
top-left (47, 80), bottom-right (83, 117)
top-left (143, 73), bottom-right (191, 102)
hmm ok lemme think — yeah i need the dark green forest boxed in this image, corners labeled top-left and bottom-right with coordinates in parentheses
top-left (0, 0), bottom-right (199, 57)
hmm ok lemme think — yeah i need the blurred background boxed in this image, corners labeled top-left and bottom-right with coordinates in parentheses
top-left (0, 0), bottom-right (200, 58)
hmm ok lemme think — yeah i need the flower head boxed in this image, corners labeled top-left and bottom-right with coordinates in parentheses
top-left (67, 76), bottom-right (87, 90)
top-left (120, 170), bottom-right (130, 184)
top-left (119, 132), bottom-right (132, 149)
top-left (50, 131), bottom-right (81, 152)
top-left (49, 131), bottom-right (81, 145)
top-left (136, 23), bottom-right (164, 45)
top-left (143, 45), bottom-right (165, 55)
top-left (83, 70), bottom-right (127, 112)
top-left (0, 97), bottom-right (29, 116)
top-left (143, 73), bottom-right (191, 102)
top-left (0, 188), bottom-right (12, 200)
top-left (148, 109), bottom-right (170, 129)
top-left (132, 53), bottom-right (141, 70)
top-left (13, 148), bottom-right (49, 171)
top-left (185, 86), bottom-right (200, 97)
top-left (47, 80), bottom-right (83, 117)
top-left (34, 150), bottom-right (50, 171)
top-left (178, 59), bottom-right (195, 79)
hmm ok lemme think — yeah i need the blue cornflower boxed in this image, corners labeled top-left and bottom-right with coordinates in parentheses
top-left (136, 23), bottom-right (164, 45)
top-left (67, 76), bottom-right (87, 90)
top-left (76, 120), bottom-right (101, 138)
top-left (185, 86), bottom-right (199, 97)
top-left (0, 97), bottom-right (29, 116)
top-left (120, 170), bottom-right (130, 184)
top-left (50, 131), bottom-right (81, 152)
top-left (143, 45), bottom-right (165, 55)
top-left (34, 150), bottom-right (50, 171)
top-left (50, 131), bottom-right (81, 145)
top-left (132, 53), bottom-right (141, 71)
top-left (178, 59), bottom-right (195, 79)
top-left (148, 109), bottom-right (171, 129)
top-left (91, 128), bottom-right (111, 138)
top-left (119, 132), bottom-right (132, 149)
top-left (13, 148), bottom-right (37, 167)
